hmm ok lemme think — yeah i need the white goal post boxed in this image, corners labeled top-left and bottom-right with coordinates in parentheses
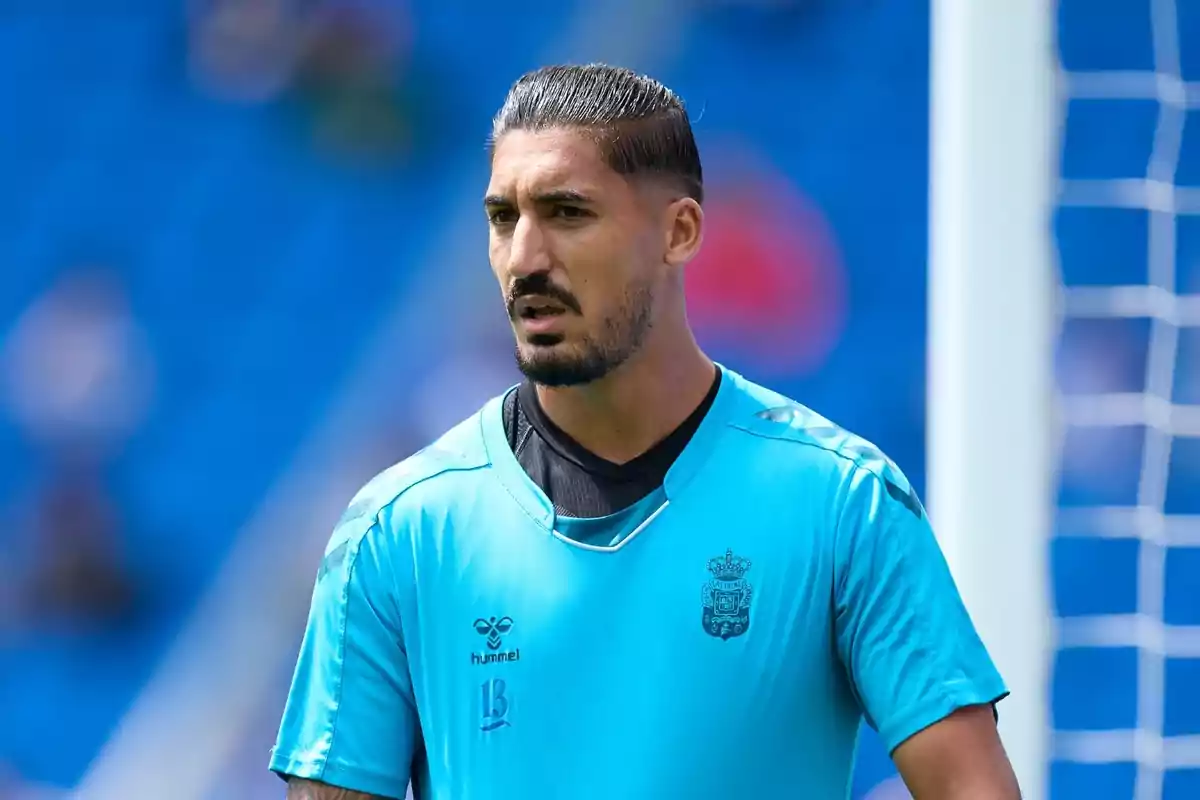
top-left (928, 2), bottom-right (1056, 798)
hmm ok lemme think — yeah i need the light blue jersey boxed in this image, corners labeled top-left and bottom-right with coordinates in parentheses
top-left (271, 366), bottom-right (1007, 799)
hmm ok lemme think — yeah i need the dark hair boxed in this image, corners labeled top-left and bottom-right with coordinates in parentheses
top-left (491, 64), bottom-right (704, 204)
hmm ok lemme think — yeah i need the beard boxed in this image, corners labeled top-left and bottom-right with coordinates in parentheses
top-left (514, 283), bottom-right (654, 387)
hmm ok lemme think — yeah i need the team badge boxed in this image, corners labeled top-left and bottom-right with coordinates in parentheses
top-left (702, 549), bottom-right (753, 640)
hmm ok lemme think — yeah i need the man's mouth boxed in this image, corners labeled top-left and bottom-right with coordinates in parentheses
top-left (514, 296), bottom-right (570, 320)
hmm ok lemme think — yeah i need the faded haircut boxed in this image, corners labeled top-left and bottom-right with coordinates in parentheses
top-left (490, 64), bottom-right (704, 204)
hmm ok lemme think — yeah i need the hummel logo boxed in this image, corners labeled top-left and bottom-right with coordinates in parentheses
top-left (474, 616), bottom-right (513, 650)
top-left (471, 616), bottom-right (520, 666)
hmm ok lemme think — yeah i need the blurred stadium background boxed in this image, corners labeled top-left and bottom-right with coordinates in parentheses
top-left (0, 0), bottom-right (1197, 798)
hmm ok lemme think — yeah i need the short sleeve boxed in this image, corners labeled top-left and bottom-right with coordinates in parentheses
top-left (270, 516), bottom-right (417, 799)
top-left (833, 463), bottom-right (1009, 754)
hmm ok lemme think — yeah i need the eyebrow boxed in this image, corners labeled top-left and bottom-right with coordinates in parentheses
top-left (483, 189), bottom-right (595, 207)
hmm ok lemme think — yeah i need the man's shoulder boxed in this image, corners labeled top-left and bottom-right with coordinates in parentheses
top-left (337, 400), bottom-right (500, 532)
top-left (722, 370), bottom-right (913, 496)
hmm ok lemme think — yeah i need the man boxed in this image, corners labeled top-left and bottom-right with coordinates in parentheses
top-left (270, 64), bottom-right (1021, 799)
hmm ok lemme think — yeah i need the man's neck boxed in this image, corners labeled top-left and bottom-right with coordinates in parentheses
top-left (533, 339), bottom-right (716, 465)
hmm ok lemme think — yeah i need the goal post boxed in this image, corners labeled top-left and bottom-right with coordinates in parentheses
top-left (927, 1), bottom-right (1056, 798)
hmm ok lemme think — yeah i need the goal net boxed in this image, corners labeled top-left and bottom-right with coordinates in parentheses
top-left (1053, 0), bottom-right (1200, 798)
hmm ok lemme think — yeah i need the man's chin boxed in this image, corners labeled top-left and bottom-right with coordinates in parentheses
top-left (514, 344), bottom-right (613, 388)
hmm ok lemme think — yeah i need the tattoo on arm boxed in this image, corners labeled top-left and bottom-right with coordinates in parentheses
top-left (286, 778), bottom-right (389, 800)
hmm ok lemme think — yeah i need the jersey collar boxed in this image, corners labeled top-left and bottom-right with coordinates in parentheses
top-left (479, 364), bottom-right (738, 532)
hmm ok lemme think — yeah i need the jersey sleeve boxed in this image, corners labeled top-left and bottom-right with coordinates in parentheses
top-left (832, 461), bottom-right (1009, 754)
top-left (270, 514), bottom-right (417, 799)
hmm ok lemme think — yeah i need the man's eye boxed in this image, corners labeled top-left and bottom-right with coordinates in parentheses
top-left (488, 209), bottom-right (516, 225)
top-left (553, 205), bottom-right (587, 219)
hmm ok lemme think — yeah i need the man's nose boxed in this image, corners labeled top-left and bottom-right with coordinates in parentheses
top-left (507, 216), bottom-right (552, 279)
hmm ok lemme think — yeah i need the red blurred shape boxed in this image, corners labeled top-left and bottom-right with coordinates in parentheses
top-left (687, 165), bottom-right (846, 377)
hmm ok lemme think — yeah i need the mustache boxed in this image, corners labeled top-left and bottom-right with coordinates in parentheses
top-left (505, 275), bottom-right (582, 316)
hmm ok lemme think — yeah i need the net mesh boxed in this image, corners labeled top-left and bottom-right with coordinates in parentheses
top-left (1053, 0), bottom-right (1200, 797)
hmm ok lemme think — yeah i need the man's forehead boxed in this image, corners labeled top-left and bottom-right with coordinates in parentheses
top-left (488, 128), bottom-right (615, 197)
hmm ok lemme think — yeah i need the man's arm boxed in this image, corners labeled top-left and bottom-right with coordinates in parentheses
top-left (286, 778), bottom-right (392, 799)
top-left (892, 705), bottom-right (1021, 798)
top-left (832, 456), bottom-right (1016, 797)
top-left (269, 512), bottom-right (419, 799)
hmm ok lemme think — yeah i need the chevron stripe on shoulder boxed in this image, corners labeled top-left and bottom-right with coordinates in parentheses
top-left (752, 403), bottom-right (924, 520)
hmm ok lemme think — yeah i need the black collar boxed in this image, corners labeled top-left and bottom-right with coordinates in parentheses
top-left (515, 367), bottom-right (722, 482)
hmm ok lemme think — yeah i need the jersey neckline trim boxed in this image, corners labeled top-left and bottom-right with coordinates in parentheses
top-left (478, 363), bottom-right (740, 547)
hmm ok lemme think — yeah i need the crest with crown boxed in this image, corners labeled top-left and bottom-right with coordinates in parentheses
top-left (707, 549), bottom-right (751, 582)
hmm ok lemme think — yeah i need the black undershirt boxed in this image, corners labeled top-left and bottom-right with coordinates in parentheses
top-left (502, 368), bottom-right (721, 518)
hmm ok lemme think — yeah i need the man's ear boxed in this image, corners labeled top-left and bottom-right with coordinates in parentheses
top-left (664, 196), bottom-right (704, 268)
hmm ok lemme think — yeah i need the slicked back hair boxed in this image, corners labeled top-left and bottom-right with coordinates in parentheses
top-left (490, 64), bottom-right (704, 204)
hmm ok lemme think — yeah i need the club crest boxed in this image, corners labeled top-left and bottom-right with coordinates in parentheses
top-left (701, 549), bottom-right (753, 640)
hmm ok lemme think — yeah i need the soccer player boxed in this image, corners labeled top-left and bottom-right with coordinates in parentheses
top-left (270, 64), bottom-right (1021, 799)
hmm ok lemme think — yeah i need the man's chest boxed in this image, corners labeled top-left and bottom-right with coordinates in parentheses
top-left (400, 496), bottom-right (854, 771)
